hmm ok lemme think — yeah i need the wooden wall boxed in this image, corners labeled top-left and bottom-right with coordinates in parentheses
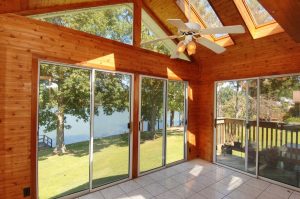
top-left (196, 0), bottom-right (300, 161)
top-left (0, 14), bottom-right (200, 198)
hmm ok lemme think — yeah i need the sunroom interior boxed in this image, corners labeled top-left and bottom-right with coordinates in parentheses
top-left (1, 0), bottom-right (300, 199)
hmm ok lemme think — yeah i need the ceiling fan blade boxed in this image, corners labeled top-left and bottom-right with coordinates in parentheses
top-left (196, 37), bottom-right (226, 54)
top-left (170, 50), bottom-right (179, 59)
top-left (141, 35), bottom-right (181, 46)
top-left (167, 19), bottom-right (190, 31)
top-left (201, 25), bottom-right (245, 35)
top-left (170, 42), bottom-right (182, 59)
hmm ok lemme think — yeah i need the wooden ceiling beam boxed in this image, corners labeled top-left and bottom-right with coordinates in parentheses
top-left (258, 0), bottom-right (300, 43)
top-left (133, 0), bottom-right (142, 47)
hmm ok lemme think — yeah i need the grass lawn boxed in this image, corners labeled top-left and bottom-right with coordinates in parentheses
top-left (38, 130), bottom-right (184, 199)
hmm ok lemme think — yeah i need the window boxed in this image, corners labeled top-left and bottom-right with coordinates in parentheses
top-left (233, 0), bottom-right (284, 39)
top-left (30, 4), bottom-right (134, 44)
top-left (244, 0), bottom-right (274, 26)
top-left (189, 0), bottom-right (228, 38)
top-left (141, 9), bottom-right (190, 61)
top-left (176, 0), bottom-right (234, 47)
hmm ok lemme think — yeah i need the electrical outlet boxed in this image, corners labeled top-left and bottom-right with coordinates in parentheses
top-left (23, 187), bottom-right (30, 197)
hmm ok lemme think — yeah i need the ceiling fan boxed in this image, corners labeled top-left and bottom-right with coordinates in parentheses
top-left (140, 1), bottom-right (245, 59)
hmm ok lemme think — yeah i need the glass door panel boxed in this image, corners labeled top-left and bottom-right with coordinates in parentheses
top-left (140, 77), bottom-right (166, 173)
top-left (38, 62), bottom-right (90, 199)
top-left (166, 81), bottom-right (186, 164)
top-left (259, 76), bottom-right (300, 188)
top-left (92, 71), bottom-right (132, 188)
top-left (215, 80), bottom-right (257, 173)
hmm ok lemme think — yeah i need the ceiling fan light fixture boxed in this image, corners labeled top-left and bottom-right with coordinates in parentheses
top-left (177, 41), bottom-right (186, 53)
top-left (187, 41), bottom-right (196, 51)
top-left (187, 48), bottom-right (196, 55)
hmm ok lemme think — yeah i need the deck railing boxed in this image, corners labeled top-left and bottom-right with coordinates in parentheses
top-left (216, 118), bottom-right (300, 160)
top-left (38, 135), bottom-right (53, 148)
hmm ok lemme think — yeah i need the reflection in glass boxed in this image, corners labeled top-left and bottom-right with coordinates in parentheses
top-left (166, 81), bottom-right (186, 164)
top-left (38, 63), bottom-right (90, 199)
top-left (140, 77), bottom-right (165, 172)
top-left (92, 71), bottom-right (131, 188)
top-left (259, 76), bottom-right (300, 188)
top-left (216, 80), bottom-right (257, 174)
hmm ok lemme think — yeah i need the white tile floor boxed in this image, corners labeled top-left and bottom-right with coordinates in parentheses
top-left (78, 159), bottom-right (300, 199)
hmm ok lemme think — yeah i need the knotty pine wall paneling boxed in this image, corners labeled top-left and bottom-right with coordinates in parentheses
top-left (0, 14), bottom-right (200, 198)
top-left (195, 0), bottom-right (300, 162)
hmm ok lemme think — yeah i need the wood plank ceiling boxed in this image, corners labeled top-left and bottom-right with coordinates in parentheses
top-left (258, 0), bottom-right (300, 43)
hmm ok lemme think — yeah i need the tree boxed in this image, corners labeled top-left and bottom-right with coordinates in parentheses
top-left (168, 81), bottom-right (185, 127)
top-left (94, 72), bottom-right (130, 115)
top-left (141, 78), bottom-right (164, 133)
top-left (39, 63), bottom-right (91, 154)
top-left (141, 23), bottom-right (171, 55)
top-left (39, 4), bottom-right (134, 44)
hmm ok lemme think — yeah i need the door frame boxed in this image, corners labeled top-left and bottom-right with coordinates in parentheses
top-left (213, 75), bottom-right (300, 192)
top-left (138, 75), bottom-right (188, 176)
top-left (213, 78), bottom-right (259, 178)
top-left (36, 60), bottom-right (134, 198)
top-left (90, 68), bottom-right (134, 191)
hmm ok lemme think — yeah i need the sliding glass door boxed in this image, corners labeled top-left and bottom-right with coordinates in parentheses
top-left (38, 62), bottom-right (187, 198)
top-left (38, 63), bottom-right (91, 198)
top-left (139, 77), bottom-right (187, 173)
top-left (139, 77), bottom-right (166, 172)
top-left (166, 81), bottom-right (187, 164)
top-left (215, 75), bottom-right (300, 189)
top-left (259, 75), bottom-right (300, 188)
top-left (215, 80), bottom-right (257, 174)
top-left (92, 71), bottom-right (132, 188)
top-left (38, 62), bottom-right (133, 198)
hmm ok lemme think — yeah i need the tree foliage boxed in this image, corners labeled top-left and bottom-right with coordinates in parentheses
top-left (141, 23), bottom-right (171, 55)
top-left (245, 0), bottom-right (274, 25)
top-left (39, 4), bottom-right (134, 44)
top-left (217, 77), bottom-right (300, 123)
top-left (94, 72), bottom-right (130, 115)
top-left (168, 81), bottom-right (185, 126)
top-left (141, 78), bottom-right (164, 132)
top-left (39, 63), bottom-right (91, 153)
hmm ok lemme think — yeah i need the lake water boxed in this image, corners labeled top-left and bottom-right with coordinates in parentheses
top-left (39, 107), bottom-right (182, 146)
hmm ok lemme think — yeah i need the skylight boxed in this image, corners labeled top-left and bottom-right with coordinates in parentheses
top-left (30, 4), bottom-right (134, 45)
top-left (233, 0), bottom-right (283, 39)
top-left (244, 0), bottom-right (275, 26)
top-left (141, 9), bottom-right (190, 61)
top-left (189, 0), bottom-right (228, 38)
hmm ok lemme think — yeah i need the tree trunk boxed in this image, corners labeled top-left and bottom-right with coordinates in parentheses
top-left (170, 110), bottom-right (175, 127)
top-left (149, 112), bottom-right (156, 133)
top-left (54, 110), bottom-right (66, 154)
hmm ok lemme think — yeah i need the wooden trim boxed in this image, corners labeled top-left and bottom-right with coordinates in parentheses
top-left (14, 0), bottom-right (133, 16)
top-left (176, 0), bottom-right (234, 47)
top-left (31, 57), bottom-right (39, 199)
top-left (233, 0), bottom-right (284, 39)
top-left (132, 74), bottom-right (140, 178)
top-left (133, 0), bottom-right (142, 47)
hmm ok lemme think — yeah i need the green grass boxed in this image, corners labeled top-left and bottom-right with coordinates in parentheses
top-left (38, 130), bottom-right (184, 199)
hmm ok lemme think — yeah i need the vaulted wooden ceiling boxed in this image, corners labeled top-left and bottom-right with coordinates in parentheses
top-left (0, 0), bottom-right (299, 61)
